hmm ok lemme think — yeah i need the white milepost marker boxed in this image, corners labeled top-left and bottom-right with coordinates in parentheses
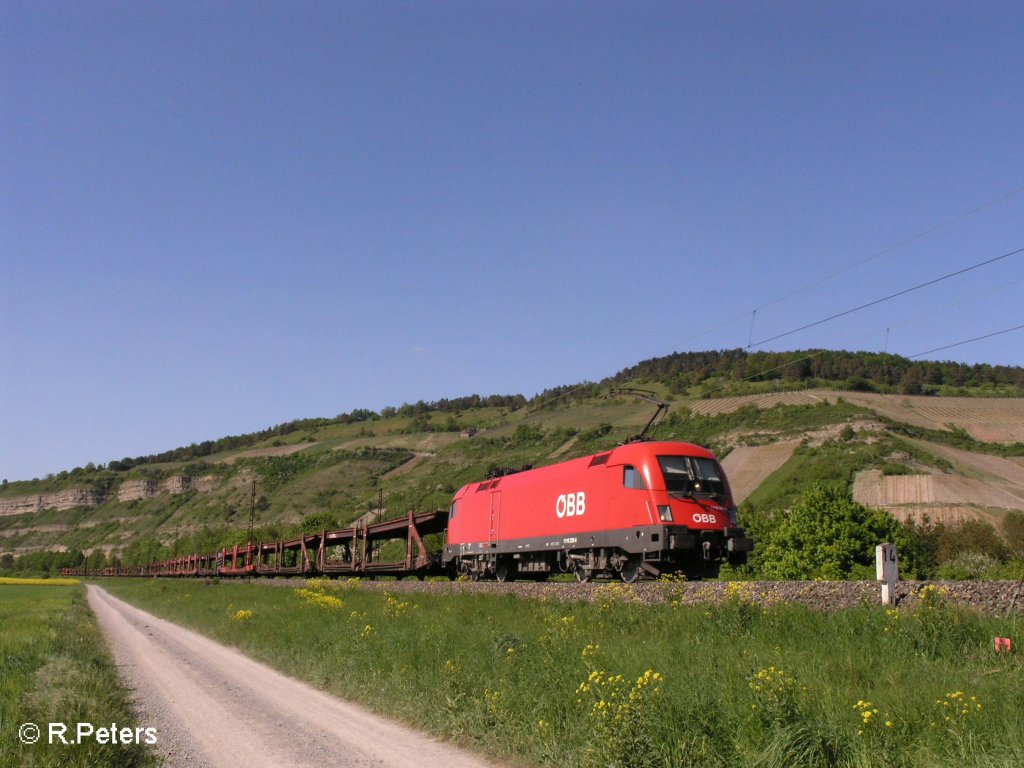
top-left (875, 543), bottom-right (899, 607)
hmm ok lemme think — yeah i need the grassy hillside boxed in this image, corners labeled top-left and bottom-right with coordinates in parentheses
top-left (3, 350), bottom-right (1024, 576)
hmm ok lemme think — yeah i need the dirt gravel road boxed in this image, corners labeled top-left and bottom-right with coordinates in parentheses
top-left (87, 585), bottom-right (496, 768)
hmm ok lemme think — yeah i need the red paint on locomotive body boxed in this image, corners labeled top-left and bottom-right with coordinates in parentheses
top-left (448, 442), bottom-right (725, 542)
top-left (443, 441), bottom-right (753, 581)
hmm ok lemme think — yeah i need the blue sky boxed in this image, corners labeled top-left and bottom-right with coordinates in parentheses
top-left (3, 1), bottom-right (1023, 481)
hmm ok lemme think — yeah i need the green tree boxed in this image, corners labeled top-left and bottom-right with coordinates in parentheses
top-left (936, 519), bottom-right (1009, 563)
top-left (506, 423), bottom-right (545, 446)
top-left (899, 366), bottom-right (925, 395)
top-left (296, 511), bottom-right (341, 536)
top-left (88, 550), bottom-right (108, 570)
top-left (121, 536), bottom-right (167, 566)
top-left (757, 483), bottom-right (912, 579)
top-left (1004, 511), bottom-right (1024, 558)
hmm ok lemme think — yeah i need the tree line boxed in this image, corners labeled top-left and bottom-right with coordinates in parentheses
top-left (13, 349), bottom-right (1022, 483)
top-left (104, 394), bottom-right (525, 472)
top-left (613, 349), bottom-right (1024, 395)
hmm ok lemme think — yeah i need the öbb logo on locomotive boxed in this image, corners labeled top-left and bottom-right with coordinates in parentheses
top-left (555, 492), bottom-right (586, 518)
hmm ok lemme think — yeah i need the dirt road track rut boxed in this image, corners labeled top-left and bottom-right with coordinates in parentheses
top-left (87, 585), bottom-right (496, 768)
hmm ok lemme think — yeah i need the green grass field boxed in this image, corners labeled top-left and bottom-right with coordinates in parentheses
top-left (0, 584), bottom-right (155, 768)
top-left (102, 579), bottom-right (1024, 768)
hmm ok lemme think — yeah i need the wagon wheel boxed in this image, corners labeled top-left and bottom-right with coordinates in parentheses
top-left (619, 557), bottom-right (641, 584)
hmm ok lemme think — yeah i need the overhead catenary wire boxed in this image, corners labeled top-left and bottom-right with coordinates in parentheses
top-left (746, 246), bottom-right (1024, 349)
top-left (647, 280), bottom-right (1024, 405)
top-left (645, 328), bottom-right (1019, 437)
top-left (545, 277), bottom-right (1024, 414)
top-left (747, 185), bottom-right (1024, 317)
top-left (667, 185), bottom-right (1024, 351)
top-left (908, 324), bottom-right (1024, 359)
top-left (876, 274), bottom-right (1024, 350)
top-left (536, 195), bottom-right (1024, 414)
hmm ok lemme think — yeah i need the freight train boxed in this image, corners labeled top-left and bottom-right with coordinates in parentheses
top-left (64, 441), bottom-right (753, 583)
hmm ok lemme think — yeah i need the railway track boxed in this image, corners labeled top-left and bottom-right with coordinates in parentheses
top-left (241, 576), bottom-right (1023, 615)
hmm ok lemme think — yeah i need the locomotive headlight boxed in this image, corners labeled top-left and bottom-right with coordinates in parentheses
top-left (658, 505), bottom-right (673, 522)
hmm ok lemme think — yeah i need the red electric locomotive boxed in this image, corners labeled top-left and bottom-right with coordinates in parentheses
top-left (443, 441), bottom-right (754, 582)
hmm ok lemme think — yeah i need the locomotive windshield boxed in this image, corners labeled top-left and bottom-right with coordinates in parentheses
top-left (658, 455), bottom-right (727, 500)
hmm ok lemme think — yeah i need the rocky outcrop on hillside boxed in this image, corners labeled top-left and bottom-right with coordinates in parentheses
top-left (0, 489), bottom-right (102, 516)
top-left (0, 475), bottom-right (220, 516)
top-left (117, 475), bottom-right (218, 502)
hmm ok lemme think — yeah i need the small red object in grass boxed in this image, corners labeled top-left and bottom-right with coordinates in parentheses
top-left (994, 637), bottom-right (1013, 653)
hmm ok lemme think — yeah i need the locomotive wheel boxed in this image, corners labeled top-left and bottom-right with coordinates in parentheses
top-left (574, 567), bottom-right (591, 584)
top-left (702, 562), bottom-right (722, 579)
top-left (619, 557), bottom-right (641, 584)
top-left (495, 559), bottom-right (516, 583)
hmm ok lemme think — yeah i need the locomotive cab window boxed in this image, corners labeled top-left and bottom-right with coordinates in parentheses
top-left (623, 466), bottom-right (647, 490)
top-left (658, 456), bottom-right (726, 500)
